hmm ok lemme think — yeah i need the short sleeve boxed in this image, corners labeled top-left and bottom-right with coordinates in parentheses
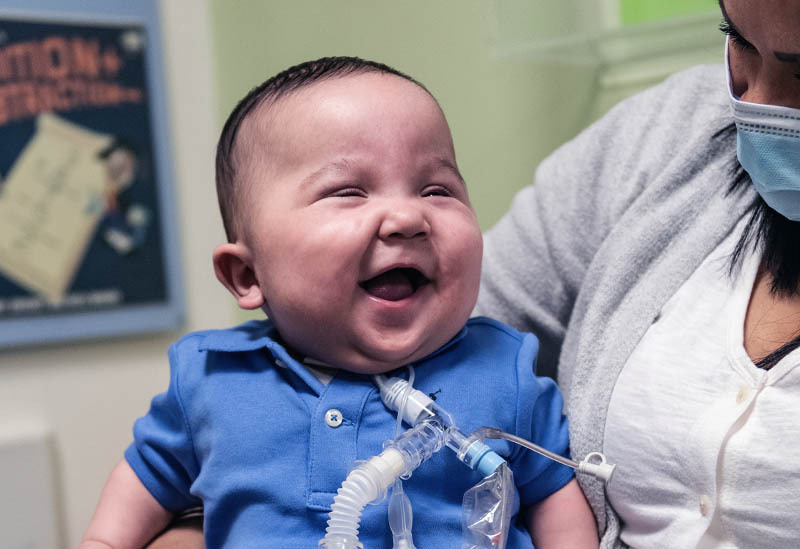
top-left (125, 342), bottom-right (201, 511)
top-left (510, 333), bottom-right (574, 505)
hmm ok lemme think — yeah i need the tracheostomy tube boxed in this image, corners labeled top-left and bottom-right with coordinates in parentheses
top-left (376, 374), bottom-right (514, 548)
top-left (373, 374), bottom-right (508, 478)
top-left (319, 373), bottom-right (513, 549)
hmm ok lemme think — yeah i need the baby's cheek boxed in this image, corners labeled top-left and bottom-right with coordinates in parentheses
top-left (457, 225), bottom-right (484, 277)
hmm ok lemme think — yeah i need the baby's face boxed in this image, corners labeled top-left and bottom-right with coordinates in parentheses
top-left (239, 73), bottom-right (482, 374)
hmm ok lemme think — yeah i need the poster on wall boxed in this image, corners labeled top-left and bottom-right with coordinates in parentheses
top-left (0, 1), bottom-right (183, 348)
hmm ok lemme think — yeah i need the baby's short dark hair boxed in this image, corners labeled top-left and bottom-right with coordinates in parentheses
top-left (215, 56), bottom-right (427, 241)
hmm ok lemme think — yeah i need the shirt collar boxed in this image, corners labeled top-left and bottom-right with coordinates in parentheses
top-left (197, 319), bottom-right (328, 394)
top-left (197, 319), bottom-right (279, 352)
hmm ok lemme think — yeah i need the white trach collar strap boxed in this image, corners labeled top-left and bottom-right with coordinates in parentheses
top-left (302, 356), bottom-right (337, 386)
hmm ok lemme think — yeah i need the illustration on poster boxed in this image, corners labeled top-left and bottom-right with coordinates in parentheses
top-left (0, 113), bottom-right (151, 306)
top-left (0, 17), bottom-right (167, 318)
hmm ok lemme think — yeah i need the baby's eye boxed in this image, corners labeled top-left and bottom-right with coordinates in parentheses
top-left (422, 185), bottom-right (453, 198)
top-left (329, 186), bottom-right (367, 198)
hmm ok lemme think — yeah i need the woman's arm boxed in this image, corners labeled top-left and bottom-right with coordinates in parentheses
top-left (145, 513), bottom-right (203, 549)
top-left (525, 478), bottom-right (598, 549)
top-left (79, 460), bottom-right (173, 549)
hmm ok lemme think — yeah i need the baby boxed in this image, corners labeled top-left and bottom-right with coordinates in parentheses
top-left (80, 57), bottom-right (598, 548)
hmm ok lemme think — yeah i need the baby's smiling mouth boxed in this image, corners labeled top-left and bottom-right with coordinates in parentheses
top-left (359, 267), bottom-right (431, 301)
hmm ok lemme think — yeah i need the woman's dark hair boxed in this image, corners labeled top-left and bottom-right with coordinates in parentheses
top-left (716, 123), bottom-right (800, 369)
top-left (215, 56), bottom-right (427, 242)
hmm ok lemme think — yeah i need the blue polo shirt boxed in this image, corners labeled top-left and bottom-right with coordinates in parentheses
top-left (125, 317), bottom-right (573, 548)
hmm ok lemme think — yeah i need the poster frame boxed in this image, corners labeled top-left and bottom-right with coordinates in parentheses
top-left (0, 0), bottom-right (184, 349)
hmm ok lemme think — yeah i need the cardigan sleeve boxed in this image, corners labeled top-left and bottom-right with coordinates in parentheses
top-left (475, 103), bottom-right (643, 379)
top-left (475, 65), bottom-right (727, 383)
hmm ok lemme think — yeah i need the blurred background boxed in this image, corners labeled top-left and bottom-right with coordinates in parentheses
top-left (0, 1), bottom-right (722, 546)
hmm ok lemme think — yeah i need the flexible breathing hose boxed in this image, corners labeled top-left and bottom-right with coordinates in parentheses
top-left (318, 417), bottom-right (446, 549)
top-left (318, 446), bottom-right (407, 549)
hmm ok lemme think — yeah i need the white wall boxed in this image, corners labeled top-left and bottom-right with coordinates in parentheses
top-left (0, 1), bottom-right (231, 546)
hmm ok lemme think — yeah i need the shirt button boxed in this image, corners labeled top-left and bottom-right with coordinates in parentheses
top-left (325, 409), bottom-right (343, 428)
top-left (699, 494), bottom-right (711, 516)
top-left (736, 385), bottom-right (750, 404)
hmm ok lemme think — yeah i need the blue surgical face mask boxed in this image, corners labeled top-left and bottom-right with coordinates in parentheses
top-left (726, 37), bottom-right (800, 221)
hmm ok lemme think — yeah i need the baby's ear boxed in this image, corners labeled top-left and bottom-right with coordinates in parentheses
top-left (212, 242), bottom-right (265, 310)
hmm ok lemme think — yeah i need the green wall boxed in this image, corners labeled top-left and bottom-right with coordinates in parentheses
top-left (209, 0), bottom-right (600, 231)
top-left (620, 0), bottom-right (716, 25)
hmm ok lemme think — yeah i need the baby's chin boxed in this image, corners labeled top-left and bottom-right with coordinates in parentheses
top-left (278, 319), bottom-right (467, 376)
top-left (310, 341), bottom-right (442, 376)
top-left (318, 351), bottom-right (425, 376)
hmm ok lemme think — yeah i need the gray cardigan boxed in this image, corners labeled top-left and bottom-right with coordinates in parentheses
top-left (475, 65), bottom-right (758, 547)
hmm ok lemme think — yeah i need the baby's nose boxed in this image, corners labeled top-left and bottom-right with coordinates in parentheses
top-left (378, 202), bottom-right (430, 240)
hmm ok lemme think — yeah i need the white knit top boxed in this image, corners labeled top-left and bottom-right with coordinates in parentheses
top-left (604, 219), bottom-right (800, 548)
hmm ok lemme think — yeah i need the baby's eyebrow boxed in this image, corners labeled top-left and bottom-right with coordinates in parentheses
top-left (300, 159), bottom-right (354, 187)
top-left (432, 157), bottom-right (466, 186)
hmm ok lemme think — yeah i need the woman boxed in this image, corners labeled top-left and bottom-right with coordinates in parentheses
top-left (148, 0), bottom-right (799, 546)
top-left (477, 0), bottom-right (800, 546)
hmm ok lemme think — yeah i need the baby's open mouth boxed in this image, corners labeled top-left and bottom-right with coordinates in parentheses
top-left (360, 267), bottom-right (430, 301)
